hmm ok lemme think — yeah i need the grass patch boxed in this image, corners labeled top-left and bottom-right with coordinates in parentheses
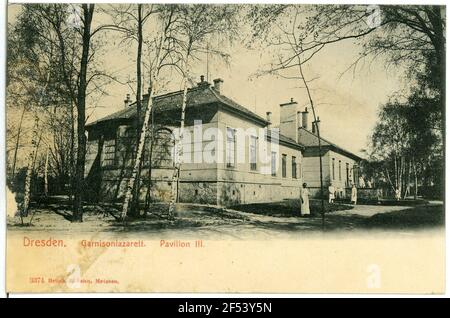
top-left (339, 198), bottom-right (430, 206)
top-left (363, 204), bottom-right (444, 229)
top-left (230, 199), bottom-right (353, 218)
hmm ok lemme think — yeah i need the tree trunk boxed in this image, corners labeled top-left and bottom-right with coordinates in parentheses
top-left (73, 4), bottom-right (94, 223)
top-left (22, 67), bottom-right (51, 217)
top-left (69, 101), bottom-right (76, 203)
top-left (168, 71), bottom-right (189, 219)
top-left (121, 35), bottom-right (163, 221)
top-left (413, 157), bottom-right (418, 199)
top-left (395, 153), bottom-right (399, 191)
top-left (130, 4), bottom-right (144, 217)
top-left (44, 146), bottom-right (49, 196)
top-left (383, 167), bottom-right (395, 192)
top-left (22, 127), bottom-right (43, 217)
top-left (403, 159), bottom-right (411, 199)
top-left (11, 104), bottom-right (26, 182)
top-left (296, 55), bottom-right (325, 229)
top-left (143, 118), bottom-right (154, 215)
top-left (121, 86), bottom-right (157, 221)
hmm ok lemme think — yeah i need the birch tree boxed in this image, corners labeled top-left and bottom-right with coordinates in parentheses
top-left (120, 8), bottom-right (178, 221)
top-left (165, 4), bottom-right (238, 218)
top-left (21, 78), bottom-right (50, 217)
top-left (101, 4), bottom-right (159, 216)
top-left (13, 3), bottom-right (112, 221)
top-left (8, 9), bottom-right (58, 217)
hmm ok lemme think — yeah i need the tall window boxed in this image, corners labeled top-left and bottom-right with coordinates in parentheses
top-left (339, 160), bottom-right (342, 181)
top-left (292, 156), bottom-right (297, 179)
top-left (346, 163), bottom-right (350, 186)
top-left (282, 154), bottom-right (287, 178)
top-left (226, 127), bottom-right (236, 168)
top-left (271, 152), bottom-right (277, 177)
top-left (332, 158), bottom-right (335, 180)
top-left (102, 139), bottom-right (116, 167)
top-left (250, 136), bottom-right (257, 171)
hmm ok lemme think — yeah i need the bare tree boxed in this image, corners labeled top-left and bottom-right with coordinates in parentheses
top-left (164, 4), bottom-right (239, 218)
top-left (120, 8), bottom-right (178, 221)
top-left (248, 6), bottom-right (327, 227)
top-left (102, 4), bottom-right (158, 216)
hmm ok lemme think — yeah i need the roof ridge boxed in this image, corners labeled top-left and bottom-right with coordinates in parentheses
top-left (299, 127), bottom-right (332, 144)
top-left (208, 86), bottom-right (268, 123)
top-left (87, 84), bottom-right (269, 128)
top-left (299, 127), bottom-right (361, 160)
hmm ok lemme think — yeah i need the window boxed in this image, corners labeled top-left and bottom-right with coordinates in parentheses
top-left (332, 158), bottom-right (335, 180)
top-left (250, 136), bottom-right (257, 171)
top-left (282, 154), bottom-right (287, 178)
top-left (144, 129), bottom-right (175, 168)
top-left (271, 152), bottom-right (277, 176)
top-left (102, 139), bottom-right (116, 167)
top-left (226, 127), bottom-right (236, 168)
top-left (346, 163), bottom-right (350, 186)
top-left (339, 160), bottom-right (342, 181)
top-left (292, 156), bottom-right (297, 179)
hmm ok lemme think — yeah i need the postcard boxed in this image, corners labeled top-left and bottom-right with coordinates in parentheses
top-left (5, 2), bottom-right (445, 294)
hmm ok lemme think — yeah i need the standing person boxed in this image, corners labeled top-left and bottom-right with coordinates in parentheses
top-left (351, 183), bottom-right (358, 205)
top-left (328, 183), bottom-right (335, 204)
top-left (395, 188), bottom-right (401, 201)
top-left (300, 183), bottom-right (310, 216)
top-left (359, 176), bottom-right (366, 188)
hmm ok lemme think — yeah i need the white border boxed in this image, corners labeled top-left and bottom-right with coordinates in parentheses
top-left (0, 0), bottom-right (448, 298)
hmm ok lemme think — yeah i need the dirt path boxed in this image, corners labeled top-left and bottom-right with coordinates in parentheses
top-left (7, 201), bottom-right (443, 239)
top-left (332, 204), bottom-right (409, 217)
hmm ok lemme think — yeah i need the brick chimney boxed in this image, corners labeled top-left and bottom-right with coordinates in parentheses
top-left (197, 75), bottom-right (209, 88)
top-left (213, 78), bottom-right (223, 93)
top-left (124, 93), bottom-right (131, 108)
top-left (279, 98), bottom-right (299, 143)
top-left (266, 111), bottom-right (272, 129)
top-left (302, 107), bottom-right (309, 130)
top-left (297, 111), bottom-right (302, 130)
top-left (312, 117), bottom-right (321, 134)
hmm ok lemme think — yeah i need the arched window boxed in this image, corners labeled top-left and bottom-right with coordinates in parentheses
top-left (143, 127), bottom-right (175, 168)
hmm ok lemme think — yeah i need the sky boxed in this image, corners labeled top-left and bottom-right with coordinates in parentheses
top-left (8, 3), bottom-right (409, 157)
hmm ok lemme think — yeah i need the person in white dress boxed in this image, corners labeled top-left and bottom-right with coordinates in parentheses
top-left (351, 183), bottom-right (357, 205)
top-left (358, 176), bottom-right (366, 188)
top-left (395, 188), bottom-right (401, 201)
top-left (328, 184), bottom-right (335, 204)
top-left (300, 183), bottom-right (310, 216)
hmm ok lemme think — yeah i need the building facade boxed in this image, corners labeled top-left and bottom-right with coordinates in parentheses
top-left (84, 77), bottom-right (305, 206)
top-left (297, 108), bottom-right (362, 197)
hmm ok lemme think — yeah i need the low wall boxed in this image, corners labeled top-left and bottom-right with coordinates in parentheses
top-left (307, 187), bottom-right (382, 201)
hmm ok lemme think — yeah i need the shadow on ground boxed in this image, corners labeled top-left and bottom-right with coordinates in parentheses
top-left (243, 204), bottom-right (445, 232)
top-left (230, 199), bottom-right (352, 218)
top-left (7, 200), bottom-right (444, 234)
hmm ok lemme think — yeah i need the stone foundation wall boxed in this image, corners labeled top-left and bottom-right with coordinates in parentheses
top-left (344, 188), bottom-right (382, 201)
top-left (97, 176), bottom-right (301, 207)
top-left (307, 187), bottom-right (381, 201)
top-left (97, 176), bottom-right (218, 205)
top-left (217, 182), bottom-right (300, 206)
top-left (178, 181), bottom-right (218, 205)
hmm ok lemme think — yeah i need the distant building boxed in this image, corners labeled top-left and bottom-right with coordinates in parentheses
top-left (297, 107), bottom-right (362, 195)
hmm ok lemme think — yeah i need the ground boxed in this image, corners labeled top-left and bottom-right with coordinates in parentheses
top-left (7, 198), bottom-right (444, 239)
